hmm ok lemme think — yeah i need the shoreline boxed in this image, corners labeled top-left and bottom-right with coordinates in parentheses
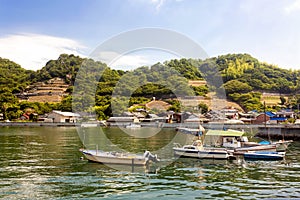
top-left (1, 122), bottom-right (300, 140)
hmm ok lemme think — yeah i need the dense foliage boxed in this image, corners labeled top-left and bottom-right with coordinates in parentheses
top-left (33, 54), bottom-right (84, 84)
top-left (0, 53), bottom-right (300, 120)
top-left (0, 58), bottom-right (33, 93)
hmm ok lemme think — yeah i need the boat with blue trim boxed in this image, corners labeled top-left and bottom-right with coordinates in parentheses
top-left (243, 151), bottom-right (285, 160)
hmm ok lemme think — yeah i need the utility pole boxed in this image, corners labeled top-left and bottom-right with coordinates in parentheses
top-left (264, 101), bottom-right (266, 128)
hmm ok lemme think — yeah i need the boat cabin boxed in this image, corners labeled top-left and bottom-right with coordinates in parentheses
top-left (204, 129), bottom-right (246, 148)
top-left (180, 140), bottom-right (204, 151)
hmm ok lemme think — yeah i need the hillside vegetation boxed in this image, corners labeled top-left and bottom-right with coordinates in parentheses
top-left (0, 53), bottom-right (299, 120)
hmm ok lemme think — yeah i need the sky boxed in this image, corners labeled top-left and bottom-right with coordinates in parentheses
top-left (0, 0), bottom-right (300, 70)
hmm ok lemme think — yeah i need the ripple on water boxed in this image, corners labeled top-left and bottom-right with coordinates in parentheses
top-left (1, 127), bottom-right (300, 199)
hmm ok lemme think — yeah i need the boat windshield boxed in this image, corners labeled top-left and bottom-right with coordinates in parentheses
top-left (192, 140), bottom-right (202, 146)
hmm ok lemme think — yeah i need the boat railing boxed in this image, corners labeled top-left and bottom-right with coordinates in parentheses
top-left (173, 143), bottom-right (182, 148)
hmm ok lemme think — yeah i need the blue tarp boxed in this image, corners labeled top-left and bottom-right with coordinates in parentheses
top-left (270, 117), bottom-right (287, 121)
top-left (259, 140), bottom-right (271, 145)
top-left (265, 111), bottom-right (276, 117)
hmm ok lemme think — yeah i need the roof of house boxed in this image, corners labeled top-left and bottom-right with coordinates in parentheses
top-left (270, 117), bottom-right (287, 121)
top-left (146, 114), bottom-right (159, 118)
top-left (265, 111), bottom-right (276, 117)
top-left (52, 110), bottom-right (80, 117)
top-left (206, 129), bottom-right (244, 137)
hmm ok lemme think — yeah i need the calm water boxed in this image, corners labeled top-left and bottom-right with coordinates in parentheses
top-left (0, 126), bottom-right (300, 199)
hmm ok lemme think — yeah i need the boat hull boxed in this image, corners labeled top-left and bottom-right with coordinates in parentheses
top-left (173, 147), bottom-right (231, 159)
top-left (176, 127), bottom-right (201, 135)
top-left (243, 151), bottom-right (285, 160)
top-left (81, 150), bottom-right (148, 165)
top-left (235, 144), bottom-right (277, 153)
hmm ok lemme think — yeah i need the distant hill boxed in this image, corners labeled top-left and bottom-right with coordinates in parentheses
top-left (1, 53), bottom-right (299, 96)
top-left (0, 53), bottom-right (299, 118)
top-left (0, 57), bottom-right (33, 93)
top-left (32, 54), bottom-right (84, 84)
top-left (166, 53), bottom-right (300, 94)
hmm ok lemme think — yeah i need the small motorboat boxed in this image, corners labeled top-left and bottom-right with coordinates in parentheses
top-left (243, 151), bottom-right (285, 161)
top-left (125, 123), bottom-right (141, 129)
top-left (176, 125), bottom-right (205, 136)
top-left (173, 140), bottom-right (234, 160)
top-left (234, 144), bottom-right (277, 154)
top-left (80, 149), bottom-right (159, 166)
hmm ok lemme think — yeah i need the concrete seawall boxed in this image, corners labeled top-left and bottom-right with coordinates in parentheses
top-left (0, 122), bottom-right (77, 127)
top-left (256, 125), bottom-right (300, 140)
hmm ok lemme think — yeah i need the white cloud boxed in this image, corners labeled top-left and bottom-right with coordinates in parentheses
top-left (284, 0), bottom-right (300, 14)
top-left (150, 0), bottom-right (166, 12)
top-left (94, 51), bottom-right (154, 71)
top-left (0, 33), bottom-right (86, 70)
top-left (92, 49), bottom-right (180, 71)
top-left (110, 54), bottom-right (151, 70)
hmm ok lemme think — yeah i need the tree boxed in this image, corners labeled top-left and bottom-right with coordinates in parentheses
top-left (198, 103), bottom-right (208, 114)
top-left (167, 100), bottom-right (181, 112)
top-left (223, 80), bottom-right (252, 94)
top-left (59, 96), bottom-right (72, 112)
top-left (280, 96), bottom-right (286, 106)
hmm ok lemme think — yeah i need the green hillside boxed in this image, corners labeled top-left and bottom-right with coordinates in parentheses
top-left (0, 57), bottom-right (33, 93)
top-left (0, 53), bottom-right (299, 120)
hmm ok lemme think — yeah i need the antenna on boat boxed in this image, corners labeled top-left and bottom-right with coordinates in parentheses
top-left (82, 129), bottom-right (86, 149)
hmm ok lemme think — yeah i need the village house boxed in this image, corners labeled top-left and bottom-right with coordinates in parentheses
top-left (275, 109), bottom-right (295, 119)
top-left (20, 113), bottom-right (38, 121)
top-left (47, 110), bottom-right (80, 123)
top-left (253, 113), bottom-right (271, 124)
top-left (220, 107), bottom-right (239, 119)
top-left (239, 111), bottom-right (257, 124)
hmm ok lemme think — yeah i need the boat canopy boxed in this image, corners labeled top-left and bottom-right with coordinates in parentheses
top-left (206, 129), bottom-right (244, 137)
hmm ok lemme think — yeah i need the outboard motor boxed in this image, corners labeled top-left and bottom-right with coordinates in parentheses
top-left (144, 150), bottom-right (160, 163)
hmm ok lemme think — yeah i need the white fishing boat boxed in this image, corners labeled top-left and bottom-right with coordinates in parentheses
top-left (176, 127), bottom-right (202, 135)
top-left (176, 125), bottom-right (205, 136)
top-left (80, 122), bottom-right (98, 127)
top-left (173, 140), bottom-right (234, 159)
top-left (204, 129), bottom-right (279, 153)
top-left (125, 123), bottom-right (141, 129)
top-left (80, 149), bottom-right (159, 166)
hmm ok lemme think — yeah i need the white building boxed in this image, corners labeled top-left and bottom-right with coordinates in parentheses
top-left (47, 110), bottom-right (80, 123)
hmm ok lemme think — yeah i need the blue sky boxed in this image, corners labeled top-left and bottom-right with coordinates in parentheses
top-left (0, 0), bottom-right (300, 70)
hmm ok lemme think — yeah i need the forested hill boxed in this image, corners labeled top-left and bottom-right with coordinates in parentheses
top-left (0, 57), bottom-right (34, 93)
top-left (165, 54), bottom-right (300, 111)
top-left (0, 53), bottom-right (300, 119)
top-left (1, 53), bottom-right (299, 95)
top-left (165, 54), bottom-right (300, 94)
top-left (212, 54), bottom-right (300, 94)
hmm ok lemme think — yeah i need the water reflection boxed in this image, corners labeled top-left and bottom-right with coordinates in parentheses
top-left (0, 127), bottom-right (299, 199)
